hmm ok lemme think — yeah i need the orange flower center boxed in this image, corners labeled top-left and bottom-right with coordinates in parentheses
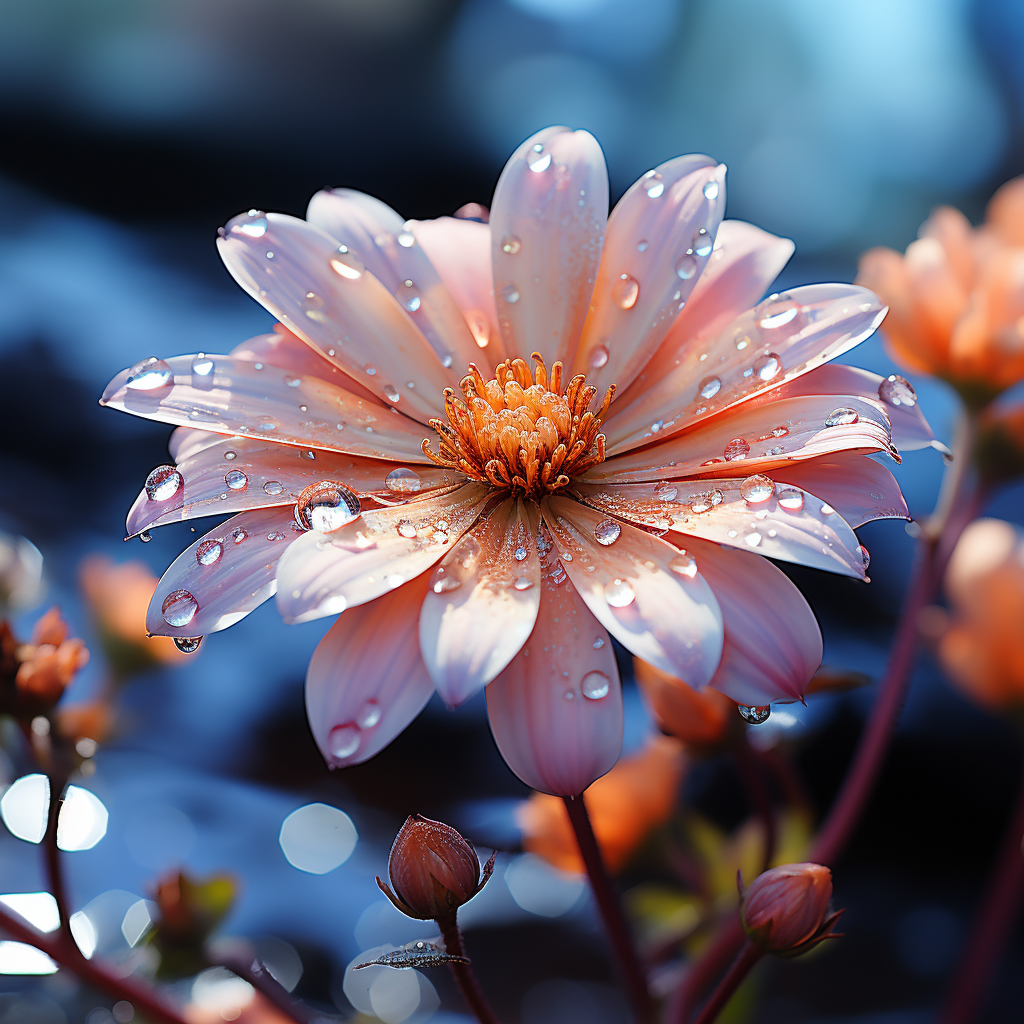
top-left (422, 353), bottom-right (615, 499)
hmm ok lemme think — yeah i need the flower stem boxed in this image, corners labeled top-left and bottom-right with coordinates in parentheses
top-left (667, 916), bottom-right (745, 1024)
top-left (437, 914), bottom-right (502, 1024)
top-left (689, 940), bottom-right (763, 1024)
top-left (939, 771), bottom-right (1024, 1024)
top-left (44, 770), bottom-right (71, 934)
top-left (734, 736), bottom-right (776, 873)
top-left (0, 903), bottom-right (189, 1024)
top-left (214, 955), bottom-right (317, 1024)
top-left (562, 794), bottom-right (653, 1023)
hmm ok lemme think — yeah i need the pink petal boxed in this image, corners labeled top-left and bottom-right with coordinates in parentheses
top-left (408, 216), bottom-right (504, 364)
top-left (683, 538), bottom-right (822, 706)
top-left (575, 477), bottom-right (868, 579)
top-left (146, 507), bottom-right (297, 637)
top-left (588, 394), bottom-right (895, 485)
top-left (306, 190), bottom-right (494, 374)
top-left (490, 127), bottom-right (608, 366)
top-left (305, 576), bottom-right (436, 768)
top-left (100, 354), bottom-right (434, 463)
top-left (127, 436), bottom-right (459, 538)
top-left (574, 157), bottom-right (726, 394)
top-left (486, 558), bottom-right (622, 796)
top-left (604, 284), bottom-right (886, 454)
top-left (771, 454), bottom-right (909, 528)
top-left (217, 211), bottom-right (457, 421)
top-left (419, 499), bottom-right (541, 708)
top-left (168, 427), bottom-right (221, 463)
top-left (752, 362), bottom-right (944, 454)
top-left (540, 496), bottom-right (723, 686)
top-left (275, 483), bottom-right (490, 624)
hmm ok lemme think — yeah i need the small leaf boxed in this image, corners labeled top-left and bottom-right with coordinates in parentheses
top-left (354, 939), bottom-right (469, 970)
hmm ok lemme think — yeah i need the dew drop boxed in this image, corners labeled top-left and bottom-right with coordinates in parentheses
top-left (612, 274), bottom-right (639, 310)
top-left (699, 375), bottom-right (722, 400)
top-left (125, 357), bottom-right (172, 391)
top-left (858, 544), bottom-right (870, 571)
top-left (740, 474), bottom-right (775, 505)
top-left (501, 235), bottom-right (522, 255)
top-left (145, 465), bottom-right (184, 502)
top-left (643, 171), bottom-right (664, 198)
top-left (756, 294), bottom-right (800, 329)
top-left (676, 253), bottom-right (698, 280)
top-left (590, 344), bottom-right (609, 369)
top-left (356, 699), bottom-right (382, 729)
top-left (386, 467), bottom-right (421, 493)
top-left (161, 589), bottom-right (198, 628)
top-left (329, 724), bottom-right (360, 759)
top-left (139, 530), bottom-right (152, 543)
top-left (284, 375), bottom-right (302, 388)
top-left (738, 705), bottom-right (771, 724)
top-left (294, 481), bottom-right (361, 532)
top-left (820, 503), bottom-right (835, 516)
top-left (527, 148), bottom-right (552, 172)
top-left (603, 577), bottom-right (636, 607)
top-left (263, 480), bottom-right (284, 496)
top-left (397, 230), bottom-right (415, 248)
top-left (825, 407), bottom-right (859, 427)
top-left (383, 383), bottom-right (401, 403)
top-left (399, 280), bottom-right (421, 312)
top-left (196, 539), bottom-right (223, 566)
top-left (514, 546), bottom-right (528, 561)
top-left (669, 551), bottom-right (698, 578)
top-left (224, 469), bottom-right (248, 490)
top-left (594, 519), bottom-right (621, 546)
top-left (232, 527), bottom-right (247, 544)
top-left (190, 353), bottom-right (214, 377)
top-left (330, 246), bottom-right (364, 279)
top-left (173, 636), bottom-right (202, 654)
top-left (703, 178), bottom-right (720, 200)
top-left (691, 228), bottom-right (713, 258)
top-left (734, 333), bottom-right (752, 351)
top-left (753, 352), bottom-right (781, 381)
top-left (592, 637), bottom-right (606, 649)
top-left (878, 374), bottom-right (917, 407)
top-left (654, 481), bottom-right (678, 501)
top-left (513, 576), bottom-right (534, 591)
top-left (581, 671), bottom-right (611, 700)
top-left (397, 520), bottom-right (417, 539)
top-left (637, 239), bottom-right (649, 252)
top-left (724, 437), bottom-right (750, 461)
top-left (745, 531), bottom-right (762, 547)
top-left (777, 488), bottom-right (805, 512)
top-left (502, 284), bottom-right (521, 304)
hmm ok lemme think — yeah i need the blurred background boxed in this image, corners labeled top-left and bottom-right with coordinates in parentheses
top-left (1, 0), bottom-right (1024, 1021)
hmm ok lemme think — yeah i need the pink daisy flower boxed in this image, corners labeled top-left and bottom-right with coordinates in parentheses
top-left (101, 127), bottom-right (938, 796)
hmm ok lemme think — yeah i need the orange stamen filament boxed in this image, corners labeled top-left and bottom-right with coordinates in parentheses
top-left (422, 352), bottom-right (615, 499)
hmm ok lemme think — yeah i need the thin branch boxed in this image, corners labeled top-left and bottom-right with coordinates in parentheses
top-left (690, 940), bottom-right (763, 1024)
top-left (436, 914), bottom-right (502, 1024)
top-left (666, 916), bottom-right (745, 1024)
top-left (562, 794), bottom-right (653, 1023)
top-left (214, 955), bottom-right (317, 1024)
top-left (44, 770), bottom-right (71, 934)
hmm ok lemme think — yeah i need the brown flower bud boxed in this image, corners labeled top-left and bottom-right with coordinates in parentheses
top-left (740, 863), bottom-right (843, 957)
top-left (377, 815), bottom-right (495, 922)
top-left (149, 870), bottom-right (236, 980)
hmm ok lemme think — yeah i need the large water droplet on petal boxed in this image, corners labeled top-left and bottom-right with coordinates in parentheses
top-left (858, 544), bottom-right (870, 571)
top-left (612, 274), bottom-right (639, 310)
top-left (356, 699), bottom-right (381, 729)
top-left (527, 147), bottom-right (552, 172)
top-left (161, 590), bottom-right (198, 628)
top-left (825, 407), bottom-right (859, 427)
top-left (691, 228), bottom-right (713, 258)
top-left (724, 438), bottom-right (750, 461)
top-left (642, 171), bottom-right (664, 198)
top-left (738, 705), bottom-right (771, 724)
top-left (703, 178), bottom-right (720, 200)
top-left (878, 374), bottom-right (917, 407)
top-left (756, 294), bottom-right (800, 329)
top-left (594, 519), bottom-right (621, 546)
top-left (385, 467), bottom-right (421, 493)
top-left (328, 724), bottom-right (360, 759)
top-left (173, 636), bottom-right (202, 654)
top-left (399, 280), bottom-right (421, 312)
top-left (699, 376), bottom-right (722, 400)
top-left (329, 246), bottom-right (364, 279)
top-left (502, 283), bottom-right (520, 304)
top-left (581, 671), bottom-right (611, 700)
top-left (196, 539), bottom-right (223, 566)
top-left (294, 481), bottom-right (361, 532)
top-left (125, 357), bottom-right (172, 391)
top-left (145, 465), bottom-right (183, 502)
top-left (669, 551), bottom-right (698, 578)
top-left (654, 482), bottom-right (678, 501)
top-left (676, 254), bottom-right (698, 280)
top-left (777, 488), bottom-right (805, 512)
top-left (740, 475), bottom-right (775, 505)
top-left (224, 470), bottom-right (248, 491)
top-left (230, 211), bottom-right (267, 238)
top-left (590, 344), bottom-right (609, 369)
top-left (753, 352), bottom-right (781, 381)
top-left (501, 235), bottom-right (522, 255)
top-left (190, 353), bottom-right (214, 377)
top-left (603, 577), bottom-right (636, 607)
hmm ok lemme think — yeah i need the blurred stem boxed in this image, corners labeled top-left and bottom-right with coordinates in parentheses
top-left (0, 903), bottom-right (189, 1024)
top-left (939, 772), bottom-right (1024, 1024)
top-left (562, 794), bottom-right (653, 1024)
top-left (733, 736), bottom-right (776, 873)
top-left (666, 916), bottom-right (745, 1024)
top-left (215, 955), bottom-right (316, 1024)
top-left (436, 913), bottom-right (502, 1024)
top-left (44, 768), bottom-right (71, 935)
top-left (689, 940), bottom-right (763, 1024)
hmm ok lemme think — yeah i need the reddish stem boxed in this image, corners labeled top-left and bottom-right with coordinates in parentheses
top-left (690, 940), bottom-right (763, 1024)
top-left (44, 770), bottom-right (72, 935)
top-left (734, 737), bottom-right (776, 873)
top-left (666, 916), bottom-right (745, 1024)
top-left (0, 903), bottom-right (189, 1024)
top-left (215, 955), bottom-right (316, 1024)
top-left (562, 795), bottom-right (653, 1023)
top-left (940, 774), bottom-right (1024, 1023)
top-left (437, 914), bottom-right (502, 1024)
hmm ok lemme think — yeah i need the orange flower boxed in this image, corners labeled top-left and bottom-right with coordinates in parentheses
top-left (79, 555), bottom-right (188, 665)
top-left (13, 607), bottom-right (89, 708)
top-left (857, 178), bottom-right (1024, 402)
top-left (925, 518), bottom-right (1024, 709)
top-left (634, 657), bottom-right (732, 746)
top-left (517, 735), bottom-right (685, 874)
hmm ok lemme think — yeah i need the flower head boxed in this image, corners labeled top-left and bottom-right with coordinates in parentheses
top-left (1, 607), bottom-right (89, 715)
top-left (378, 814), bottom-right (495, 921)
top-left (101, 127), bottom-right (932, 791)
top-left (857, 177), bottom-right (1024, 404)
top-left (740, 862), bottom-right (842, 957)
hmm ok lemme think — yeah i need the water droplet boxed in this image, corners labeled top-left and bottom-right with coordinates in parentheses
top-left (777, 488), bottom-right (804, 512)
top-left (329, 724), bottom-right (360, 759)
top-left (612, 274), bottom-right (639, 310)
top-left (604, 578), bottom-right (636, 607)
top-left (383, 383), bottom-right (400, 403)
top-left (330, 246), bottom-right (364, 279)
top-left (878, 374), bottom-right (917, 407)
top-left (527, 148), bottom-right (552, 172)
top-left (740, 474), bottom-right (775, 505)
top-left (502, 284), bottom-right (520, 304)
top-left (139, 530), bottom-right (152, 543)
top-left (669, 551), bottom-right (698, 578)
top-left (753, 352), bottom-right (781, 381)
top-left (385, 468), bottom-right (421, 494)
top-left (654, 482), bottom-right (678, 501)
top-left (399, 280), bottom-right (421, 312)
top-left (590, 344), bottom-right (609, 369)
top-left (734, 333), bottom-right (751, 351)
top-left (820, 503), bottom-right (835, 516)
top-left (397, 231), bottom-right (415, 248)
top-left (397, 520), bottom-right (417, 539)
top-left (513, 576), bottom-right (534, 591)
top-left (145, 465), bottom-right (183, 502)
top-left (196, 539), bottom-right (223, 566)
top-left (745, 531), bottom-right (762, 547)
top-left (643, 171), bottom-right (664, 198)
top-left (514, 546), bottom-right (528, 561)
top-left (581, 670), bottom-right (611, 700)
top-left (724, 437), bottom-right (750, 461)
top-left (224, 470), bottom-right (248, 490)
top-left (125, 357), bottom-right (172, 391)
top-left (703, 178), bottom-right (720, 200)
top-left (190, 353), bottom-right (214, 377)
top-left (674, 252), bottom-right (698, 280)
top-left (501, 235), bottom-right (522, 255)
top-left (691, 228), bottom-right (713, 258)
top-left (261, 480), bottom-right (284, 496)
top-left (756, 294), bottom-right (800, 329)
top-left (161, 589), bottom-right (198, 628)
top-left (699, 376), bottom-right (722, 400)
top-left (356, 700), bottom-right (381, 729)
top-left (284, 375), bottom-right (302, 388)
top-left (637, 239), bottom-right (649, 252)
top-left (173, 636), bottom-right (202, 653)
top-left (594, 519), bottom-right (621, 546)
top-left (232, 527), bottom-right (247, 544)
top-left (592, 637), bottom-right (606, 649)
top-left (858, 544), bottom-right (870, 570)
top-left (825, 407), bottom-right (859, 427)
top-left (564, 690), bottom-right (575, 701)
top-left (223, 450), bottom-right (237, 461)
top-left (738, 705), bottom-right (771, 724)
top-left (294, 481), bottom-right (361, 532)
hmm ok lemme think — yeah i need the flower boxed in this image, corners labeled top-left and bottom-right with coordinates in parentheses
top-left (1, 607), bottom-right (89, 714)
top-left (517, 735), bottom-right (686, 874)
top-left (101, 127), bottom-right (932, 793)
top-left (633, 657), bottom-right (732, 746)
top-left (149, 870), bottom-right (236, 980)
top-left (740, 862), bottom-right (842, 957)
top-left (378, 814), bottom-right (495, 921)
top-left (857, 177), bottom-right (1024, 404)
top-left (921, 518), bottom-right (1024, 710)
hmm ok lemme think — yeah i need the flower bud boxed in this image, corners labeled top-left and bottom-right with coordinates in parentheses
top-left (149, 869), bottom-right (236, 980)
top-left (740, 863), bottom-right (843, 957)
top-left (377, 815), bottom-right (495, 922)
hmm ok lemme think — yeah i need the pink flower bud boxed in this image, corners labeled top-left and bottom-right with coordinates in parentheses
top-left (377, 815), bottom-right (495, 922)
top-left (740, 863), bottom-right (843, 957)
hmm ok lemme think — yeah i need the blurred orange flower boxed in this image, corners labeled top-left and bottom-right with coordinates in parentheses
top-left (517, 735), bottom-right (685, 874)
top-left (857, 178), bottom-right (1024, 401)
top-left (13, 607), bottom-right (89, 708)
top-left (923, 518), bottom-right (1024, 709)
top-left (633, 657), bottom-right (732, 747)
top-left (79, 555), bottom-right (187, 665)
